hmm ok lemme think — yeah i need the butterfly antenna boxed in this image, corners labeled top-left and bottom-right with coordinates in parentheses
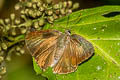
top-left (65, 14), bottom-right (71, 31)
top-left (70, 12), bottom-right (82, 33)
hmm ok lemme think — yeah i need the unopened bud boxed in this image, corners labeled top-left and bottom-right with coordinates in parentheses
top-left (10, 13), bottom-right (15, 20)
top-left (72, 3), bottom-right (79, 10)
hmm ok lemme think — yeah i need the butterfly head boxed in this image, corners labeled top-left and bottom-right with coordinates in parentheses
top-left (65, 30), bottom-right (71, 35)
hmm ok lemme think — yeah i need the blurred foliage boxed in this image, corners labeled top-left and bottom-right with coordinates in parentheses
top-left (4, 54), bottom-right (46, 80)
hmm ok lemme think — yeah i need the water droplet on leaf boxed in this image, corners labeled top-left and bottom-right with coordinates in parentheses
top-left (104, 62), bottom-right (106, 64)
top-left (117, 43), bottom-right (120, 46)
top-left (93, 27), bottom-right (96, 30)
top-left (102, 29), bottom-right (104, 32)
top-left (118, 76), bottom-right (120, 79)
top-left (96, 66), bottom-right (102, 71)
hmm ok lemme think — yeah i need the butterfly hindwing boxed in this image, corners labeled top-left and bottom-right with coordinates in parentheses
top-left (37, 45), bottom-right (56, 69)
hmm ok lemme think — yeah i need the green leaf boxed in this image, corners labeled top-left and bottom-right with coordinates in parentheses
top-left (33, 57), bottom-right (42, 75)
top-left (33, 6), bottom-right (120, 80)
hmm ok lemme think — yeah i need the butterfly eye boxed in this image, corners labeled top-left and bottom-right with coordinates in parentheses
top-left (65, 30), bottom-right (71, 35)
top-left (68, 30), bottom-right (71, 34)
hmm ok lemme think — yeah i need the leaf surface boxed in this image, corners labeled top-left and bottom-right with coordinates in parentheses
top-left (33, 6), bottom-right (120, 80)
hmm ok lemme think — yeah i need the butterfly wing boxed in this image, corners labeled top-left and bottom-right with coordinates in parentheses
top-left (53, 41), bottom-right (78, 74)
top-left (26, 30), bottom-right (94, 74)
top-left (25, 30), bottom-right (62, 69)
top-left (71, 34), bottom-right (94, 65)
top-left (53, 34), bottom-right (94, 74)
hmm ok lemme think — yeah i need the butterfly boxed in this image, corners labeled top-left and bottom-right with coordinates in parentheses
top-left (25, 29), bottom-right (94, 74)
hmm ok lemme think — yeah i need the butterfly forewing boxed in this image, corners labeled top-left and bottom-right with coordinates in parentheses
top-left (71, 34), bottom-right (94, 57)
top-left (25, 30), bottom-right (62, 69)
top-left (25, 30), bottom-right (62, 56)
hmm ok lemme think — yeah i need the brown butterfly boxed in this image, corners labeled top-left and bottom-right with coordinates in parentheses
top-left (25, 29), bottom-right (94, 74)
